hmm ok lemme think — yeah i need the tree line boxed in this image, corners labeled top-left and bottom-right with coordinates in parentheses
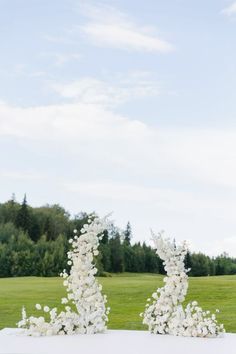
top-left (0, 195), bottom-right (236, 278)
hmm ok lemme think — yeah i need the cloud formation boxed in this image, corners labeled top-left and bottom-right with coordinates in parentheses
top-left (51, 72), bottom-right (160, 106)
top-left (222, 2), bottom-right (236, 16)
top-left (79, 3), bottom-right (173, 52)
top-left (1, 96), bottom-right (236, 190)
top-left (1, 98), bottom-right (236, 255)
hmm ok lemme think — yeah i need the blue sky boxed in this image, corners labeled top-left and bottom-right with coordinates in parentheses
top-left (1, 0), bottom-right (236, 255)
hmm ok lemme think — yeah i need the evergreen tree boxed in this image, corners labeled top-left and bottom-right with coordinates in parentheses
top-left (143, 243), bottom-right (159, 273)
top-left (184, 251), bottom-right (192, 271)
top-left (99, 230), bottom-right (112, 272)
top-left (28, 213), bottom-right (41, 242)
top-left (109, 234), bottom-right (124, 273)
top-left (132, 243), bottom-right (145, 272)
top-left (123, 243), bottom-right (135, 272)
top-left (16, 194), bottom-right (31, 233)
top-left (1, 195), bottom-right (236, 277)
top-left (190, 253), bottom-right (210, 276)
top-left (124, 221), bottom-right (132, 245)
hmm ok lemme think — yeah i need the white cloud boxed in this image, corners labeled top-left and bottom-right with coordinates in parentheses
top-left (1, 101), bottom-right (236, 190)
top-left (0, 101), bottom-right (150, 142)
top-left (51, 72), bottom-right (160, 106)
top-left (1, 99), bottom-right (236, 193)
top-left (222, 2), bottom-right (236, 16)
top-left (79, 4), bottom-right (173, 53)
top-left (1, 99), bottom-right (236, 255)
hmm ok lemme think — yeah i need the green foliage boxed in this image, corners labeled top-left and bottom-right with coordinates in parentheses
top-left (124, 221), bottom-right (132, 245)
top-left (215, 253), bottom-right (236, 275)
top-left (0, 194), bottom-right (20, 225)
top-left (0, 222), bottom-right (18, 243)
top-left (0, 196), bottom-right (236, 278)
top-left (190, 253), bottom-right (211, 276)
top-left (110, 234), bottom-right (124, 273)
top-left (15, 195), bottom-right (31, 233)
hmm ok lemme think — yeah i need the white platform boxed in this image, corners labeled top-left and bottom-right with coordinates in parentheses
top-left (0, 328), bottom-right (236, 354)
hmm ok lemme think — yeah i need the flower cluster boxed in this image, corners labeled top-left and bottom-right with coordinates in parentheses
top-left (141, 231), bottom-right (224, 338)
top-left (18, 215), bottom-right (110, 336)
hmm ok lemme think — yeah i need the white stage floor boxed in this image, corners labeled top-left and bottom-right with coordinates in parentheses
top-left (0, 328), bottom-right (236, 354)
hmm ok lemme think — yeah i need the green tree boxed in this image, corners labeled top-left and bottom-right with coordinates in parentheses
top-left (99, 230), bottom-right (112, 272)
top-left (15, 195), bottom-right (31, 233)
top-left (11, 232), bottom-right (35, 276)
top-left (109, 234), bottom-right (124, 273)
top-left (143, 243), bottom-right (159, 273)
top-left (0, 243), bottom-right (12, 277)
top-left (184, 251), bottom-right (192, 271)
top-left (0, 194), bottom-right (20, 224)
top-left (124, 221), bottom-right (132, 245)
top-left (132, 243), bottom-right (145, 272)
top-left (123, 242), bottom-right (135, 272)
top-left (0, 222), bottom-right (18, 243)
top-left (190, 253), bottom-right (210, 276)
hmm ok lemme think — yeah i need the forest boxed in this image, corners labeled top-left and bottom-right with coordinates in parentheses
top-left (0, 195), bottom-right (236, 278)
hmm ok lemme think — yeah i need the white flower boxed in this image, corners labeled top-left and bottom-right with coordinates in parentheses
top-left (35, 304), bottom-right (41, 310)
top-left (142, 232), bottom-right (224, 338)
top-left (17, 216), bottom-right (110, 336)
top-left (61, 298), bottom-right (68, 304)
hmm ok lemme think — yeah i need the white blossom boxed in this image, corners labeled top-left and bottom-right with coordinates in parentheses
top-left (61, 298), bottom-right (68, 304)
top-left (18, 215), bottom-right (110, 336)
top-left (141, 231), bottom-right (225, 338)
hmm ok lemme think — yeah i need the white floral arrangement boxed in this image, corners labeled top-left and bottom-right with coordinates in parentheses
top-left (141, 231), bottom-right (225, 338)
top-left (18, 215), bottom-right (110, 336)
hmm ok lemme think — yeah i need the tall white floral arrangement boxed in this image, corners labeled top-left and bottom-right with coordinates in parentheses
top-left (18, 215), bottom-right (110, 336)
top-left (141, 231), bottom-right (225, 338)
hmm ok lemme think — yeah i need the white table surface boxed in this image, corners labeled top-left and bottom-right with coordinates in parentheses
top-left (0, 328), bottom-right (236, 354)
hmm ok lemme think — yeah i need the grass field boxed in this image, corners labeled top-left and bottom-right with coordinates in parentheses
top-left (0, 274), bottom-right (236, 332)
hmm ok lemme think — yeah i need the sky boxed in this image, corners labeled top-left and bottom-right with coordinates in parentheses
top-left (1, 0), bottom-right (236, 256)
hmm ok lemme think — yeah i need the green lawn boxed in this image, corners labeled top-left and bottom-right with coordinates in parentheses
top-left (0, 274), bottom-right (236, 332)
